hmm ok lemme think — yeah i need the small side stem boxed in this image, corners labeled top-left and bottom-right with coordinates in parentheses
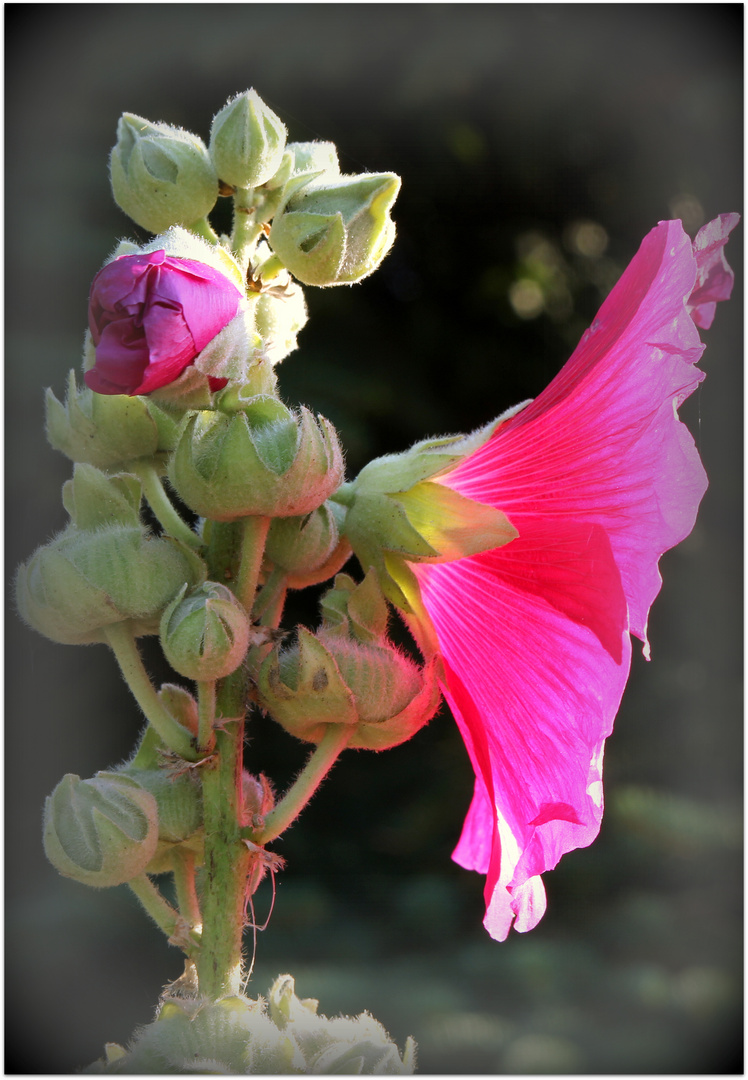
top-left (235, 516), bottom-right (271, 612)
top-left (172, 849), bottom-right (203, 932)
top-left (128, 873), bottom-right (185, 941)
top-left (188, 217), bottom-right (220, 244)
top-left (230, 187), bottom-right (263, 270)
top-left (253, 724), bottom-right (351, 845)
top-left (131, 462), bottom-right (202, 550)
top-left (104, 624), bottom-right (198, 761)
top-left (252, 566), bottom-right (287, 626)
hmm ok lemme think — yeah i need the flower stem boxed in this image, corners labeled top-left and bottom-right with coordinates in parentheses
top-left (131, 462), bottom-right (202, 550)
top-left (128, 873), bottom-right (186, 943)
top-left (188, 217), bottom-right (220, 245)
top-left (104, 624), bottom-right (198, 760)
top-left (253, 724), bottom-right (351, 845)
top-left (252, 566), bottom-right (287, 626)
top-left (172, 849), bottom-right (202, 932)
top-left (235, 516), bottom-right (271, 612)
top-left (231, 188), bottom-right (264, 271)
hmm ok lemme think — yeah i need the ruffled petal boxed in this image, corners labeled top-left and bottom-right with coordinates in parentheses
top-left (153, 257), bottom-right (243, 352)
top-left (414, 534), bottom-right (631, 939)
top-left (687, 212), bottom-right (739, 329)
top-left (442, 218), bottom-right (709, 647)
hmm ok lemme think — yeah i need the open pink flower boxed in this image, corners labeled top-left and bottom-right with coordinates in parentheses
top-left (85, 250), bottom-right (242, 395)
top-left (411, 214), bottom-right (738, 941)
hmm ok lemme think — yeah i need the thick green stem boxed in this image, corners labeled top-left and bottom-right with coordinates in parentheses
top-left (104, 624), bottom-right (198, 760)
top-left (253, 724), bottom-right (351, 845)
top-left (131, 462), bottom-right (202, 550)
top-left (196, 681), bottom-right (250, 998)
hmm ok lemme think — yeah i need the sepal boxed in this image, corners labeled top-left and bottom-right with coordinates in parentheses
top-left (168, 397), bottom-right (344, 520)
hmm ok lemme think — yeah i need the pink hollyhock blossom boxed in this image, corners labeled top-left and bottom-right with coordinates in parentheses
top-left (85, 250), bottom-right (243, 395)
top-left (411, 213), bottom-right (738, 941)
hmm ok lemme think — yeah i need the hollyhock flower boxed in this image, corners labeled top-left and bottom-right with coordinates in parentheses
top-left (409, 214), bottom-right (738, 941)
top-left (85, 249), bottom-right (243, 396)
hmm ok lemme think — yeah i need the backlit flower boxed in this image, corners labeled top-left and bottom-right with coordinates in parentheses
top-left (85, 250), bottom-right (242, 396)
top-left (410, 214), bottom-right (738, 940)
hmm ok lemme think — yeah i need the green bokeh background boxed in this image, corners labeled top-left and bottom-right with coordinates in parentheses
top-left (6, 4), bottom-right (742, 1073)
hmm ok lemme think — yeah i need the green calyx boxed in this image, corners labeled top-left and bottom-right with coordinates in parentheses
top-left (168, 396), bottom-right (344, 521)
top-left (335, 419), bottom-right (523, 611)
top-left (43, 772), bottom-right (159, 888)
top-left (110, 113), bottom-right (219, 234)
top-left (264, 501), bottom-right (351, 588)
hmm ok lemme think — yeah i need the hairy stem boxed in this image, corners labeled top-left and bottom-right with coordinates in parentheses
top-left (253, 724), bottom-right (351, 845)
top-left (131, 462), bottom-right (202, 550)
top-left (104, 623), bottom-right (198, 760)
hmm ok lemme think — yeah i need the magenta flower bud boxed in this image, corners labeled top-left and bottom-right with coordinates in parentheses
top-left (84, 250), bottom-right (243, 397)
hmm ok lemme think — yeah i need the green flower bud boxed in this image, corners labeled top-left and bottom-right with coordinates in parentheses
top-left (123, 768), bottom-right (203, 844)
top-left (169, 396), bottom-right (344, 521)
top-left (264, 502), bottom-right (351, 588)
top-left (110, 113), bottom-right (219, 234)
top-left (286, 141), bottom-right (341, 183)
top-left (159, 581), bottom-right (251, 681)
top-left (257, 625), bottom-right (441, 750)
top-left (319, 569), bottom-right (389, 644)
top-left (43, 772), bottom-right (159, 887)
top-left (46, 366), bottom-right (178, 471)
top-left (16, 467), bottom-right (206, 645)
top-left (209, 90), bottom-right (287, 189)
top-left (268, 171), bottom-right (401, 286)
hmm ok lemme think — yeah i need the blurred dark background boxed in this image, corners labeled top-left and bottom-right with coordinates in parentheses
top-left (5, 4), bottom-right (742, 1074)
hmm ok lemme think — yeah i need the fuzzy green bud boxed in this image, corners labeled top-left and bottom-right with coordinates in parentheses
top-left (46, 366), bottom-right (178, 471)
top-left (159, 581), bottom-right (251, 681)
top-left (43, 772), bottom-right (159, 888)
top-left (16, 466), bottom-right (206, 645)
top-left (257, 625), bottom-right (441, 750)
top-left (110, 113), bottom-right (219, 234)
top-left (209, 90), bottom-right (287, 189)
top-left (169, 396), bottom-right (344, 521)
top-left (264, 502), bottom-right (350, 588)
top-left (269, 171), bottom-right (401, 286)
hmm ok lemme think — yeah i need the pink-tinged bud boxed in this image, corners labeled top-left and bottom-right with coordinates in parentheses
top-left (84, 250), bottom-right (243, 397)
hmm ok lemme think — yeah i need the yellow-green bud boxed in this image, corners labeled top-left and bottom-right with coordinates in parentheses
top-left (169, 396), bottom-right (344, 521)
top-left (264, 502), bottom-right (350, 588)
top-left (268, 171), bottom-right (401, 286)
top-left (159, 581), bottom-right (251, 681)
top-left (46, 366), bottom-right (178, 471)
top-left (16, 466), bottom-right (206, 645)
top-left (335, 419), bottom-right (523, 611)
top-left (110, 113), bottom-right (219, 234)
top-left (43, 772), bottom-right (159, 888)
top-left (209, 90), bottom-right (287, 189)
